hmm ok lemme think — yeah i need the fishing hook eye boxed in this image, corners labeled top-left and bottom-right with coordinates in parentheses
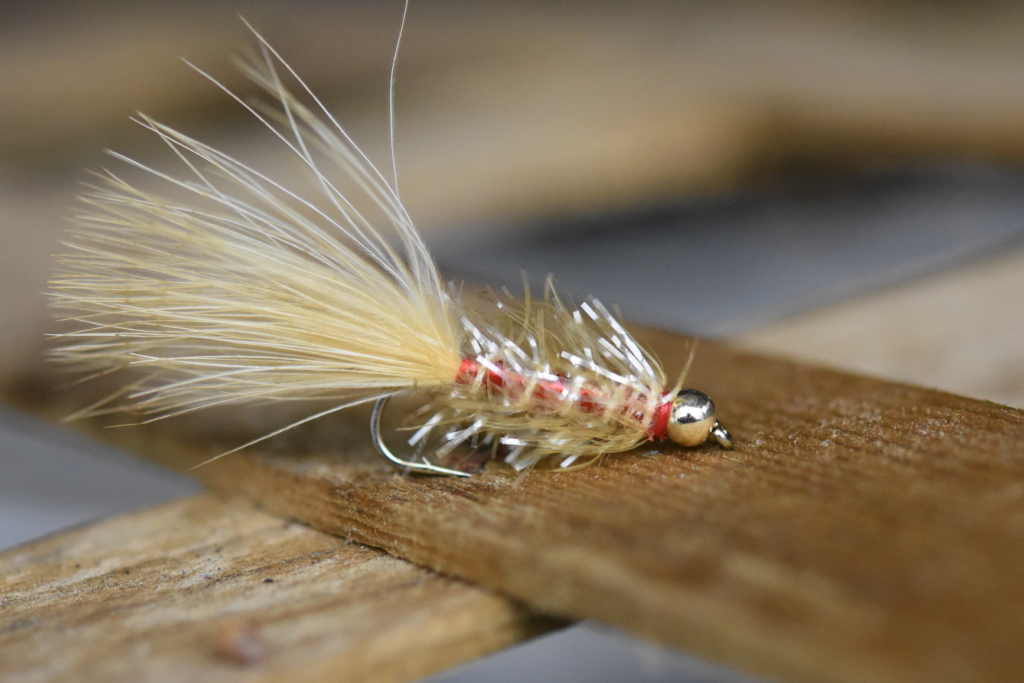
top-left (370, 396), bottom-right (472, 477)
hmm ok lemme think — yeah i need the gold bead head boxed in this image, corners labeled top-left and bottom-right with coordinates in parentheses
top-left (666, 389), bottom-right (734, 449)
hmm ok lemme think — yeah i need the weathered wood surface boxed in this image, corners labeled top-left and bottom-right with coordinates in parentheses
top-left (0, 494), bottom-right (555, 683)
top-left (734, 247), bottom-right (1024, 410)
top-left (9, 331), bottom-right (1024, 683)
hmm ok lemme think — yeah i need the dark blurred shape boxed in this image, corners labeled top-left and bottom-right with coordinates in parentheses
top-left (435, 165), bottom-right (1024, 336)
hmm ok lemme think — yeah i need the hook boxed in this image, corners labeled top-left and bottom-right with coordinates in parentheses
top-left (370, 396), bottom-right (472, 477)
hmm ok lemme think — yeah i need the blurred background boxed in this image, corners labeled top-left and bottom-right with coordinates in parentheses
top-left (3, 0), bottom-right (1024, 397)
top-left (3, 1), bottom-right (1024, 681)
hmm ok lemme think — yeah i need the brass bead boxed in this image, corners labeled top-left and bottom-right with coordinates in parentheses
top-left (666, 389), bottom-right (716, 446)
top-left (666, 389), bottom-right (734, 449)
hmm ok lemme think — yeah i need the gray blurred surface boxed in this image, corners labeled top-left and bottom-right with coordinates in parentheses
top-left (0, 407), bottom-right (200, 551)
top-left (427, 622), bottom-right (771, 683)
top-left (435, 166), bottom-right (1024, 336)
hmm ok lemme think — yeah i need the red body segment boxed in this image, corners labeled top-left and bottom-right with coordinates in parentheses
top-left (455, 357), bottom-right (671, 441)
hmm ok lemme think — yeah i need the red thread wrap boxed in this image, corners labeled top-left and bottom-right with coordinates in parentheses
top-left (455, 357), bottom-right (671, 440)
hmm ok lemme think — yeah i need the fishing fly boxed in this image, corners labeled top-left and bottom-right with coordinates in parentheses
top-left (49, 19), bottom-right (732, 478)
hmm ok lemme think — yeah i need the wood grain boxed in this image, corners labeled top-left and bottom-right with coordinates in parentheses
top-left (0, 494), bottom-right (555, 683)
top-left (9, 330), bottom-right (1024, 683)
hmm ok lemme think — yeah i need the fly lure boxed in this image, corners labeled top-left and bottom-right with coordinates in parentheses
top-left (50, 25), bottom-right (732, 477)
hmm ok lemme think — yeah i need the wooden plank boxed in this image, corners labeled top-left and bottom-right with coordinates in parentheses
top-left (9, 329), bottom-right (1024, 683)
top-left (0, 494), bottom-right (556, 683)
top-left (733, 247), bottom-right (1024, 409)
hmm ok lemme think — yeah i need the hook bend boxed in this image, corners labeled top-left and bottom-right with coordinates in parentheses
top-left (370, 396), bottom-right (472, 477)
